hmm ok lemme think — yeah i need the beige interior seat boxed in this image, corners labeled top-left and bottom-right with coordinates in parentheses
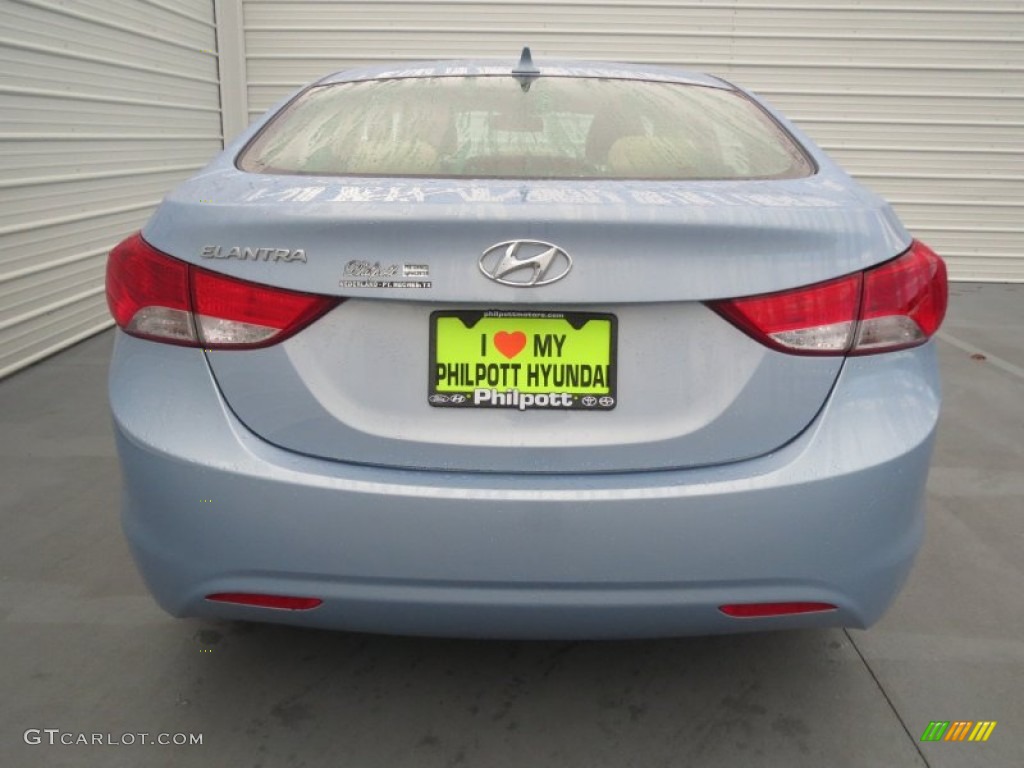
top-left (607, 135), bottom-right (699, 178)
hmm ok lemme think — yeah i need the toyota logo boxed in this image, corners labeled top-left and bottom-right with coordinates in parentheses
top-left (479, 240), bottom-right (572, 287)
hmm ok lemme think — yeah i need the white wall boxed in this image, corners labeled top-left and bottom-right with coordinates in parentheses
top-left (0, 0), bottom-right (222, 378)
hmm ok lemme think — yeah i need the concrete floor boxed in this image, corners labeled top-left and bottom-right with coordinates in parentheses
top-left (1, 283), bottom-right (1021, 768)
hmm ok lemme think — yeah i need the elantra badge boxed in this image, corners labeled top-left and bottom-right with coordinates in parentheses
top-left (479, 240), bottom-right (572, 287)
top-left (201, 245), bottom-right (307, 263)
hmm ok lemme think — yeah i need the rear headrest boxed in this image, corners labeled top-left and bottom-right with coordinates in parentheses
top-left (585, 111), bottom-right (645, 164)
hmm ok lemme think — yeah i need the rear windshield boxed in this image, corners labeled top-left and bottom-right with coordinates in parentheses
top-left (238, 76), bottom-right (813, 181)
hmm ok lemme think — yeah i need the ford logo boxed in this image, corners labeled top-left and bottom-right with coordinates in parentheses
top-left (479, 240), bottom-right (573, 287)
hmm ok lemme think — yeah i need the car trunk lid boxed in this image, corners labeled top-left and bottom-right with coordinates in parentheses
top-left (144, 173), bottom-right (909, 473)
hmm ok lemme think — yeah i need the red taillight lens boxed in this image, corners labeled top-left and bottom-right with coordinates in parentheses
top-left (708, 239), bottom-right (947, 356)
top-left (719, 602), bottom-right (837, 618)
top-left (205, 593), bottom-right (323, 610)
top-left (709, 273), bottom-right (862, 355)
top-left (106, 234), bottom-right (196, 346)
top-left (852, 240), bottom-right (948, 355)
top-left (191, 267), bottom-right (338, 348)
top-left (105, 233), bottom-right (338, 348)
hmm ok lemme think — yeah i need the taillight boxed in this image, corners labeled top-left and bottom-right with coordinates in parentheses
top-left (106, 233), bottom-right (338, 348)
top-left (105, 233), bottom-right (195, 345)
top-left (851, 240), bottom-right (947, 355)
top-left (708, 240), bottom-right (947, 356)
top-left (709, 272), bottom-right (862, 355)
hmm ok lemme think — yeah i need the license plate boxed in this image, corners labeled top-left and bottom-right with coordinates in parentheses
top-left (429, 310), bottom-right (617, 411)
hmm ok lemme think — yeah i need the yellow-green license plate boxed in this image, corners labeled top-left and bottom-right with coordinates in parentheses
top-left (429, 310), bottom-right (617, 411)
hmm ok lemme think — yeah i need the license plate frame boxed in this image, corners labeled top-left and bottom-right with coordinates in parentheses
top-left (428, 310), bottom-right (618, 411)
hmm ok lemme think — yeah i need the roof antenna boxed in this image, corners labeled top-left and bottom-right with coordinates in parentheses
top-left (511, 46), bottom-right (540, 92)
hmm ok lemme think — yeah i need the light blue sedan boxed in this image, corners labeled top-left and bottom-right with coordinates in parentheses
top-left (106, 51), bottom-right (947, 638)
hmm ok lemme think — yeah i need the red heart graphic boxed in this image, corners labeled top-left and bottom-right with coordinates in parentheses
top-left (493, 331), bottom-right (527, 359)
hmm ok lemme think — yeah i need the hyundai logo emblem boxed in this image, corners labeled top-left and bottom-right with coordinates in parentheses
top-left (479, 240), bottom-right (573, 287)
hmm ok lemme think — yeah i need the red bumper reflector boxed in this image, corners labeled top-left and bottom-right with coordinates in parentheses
top-left (719, 601), bottom-right (837, 618)
top-left (205, 593), bottom-right (323, 611)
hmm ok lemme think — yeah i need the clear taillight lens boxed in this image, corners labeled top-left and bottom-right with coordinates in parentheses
top-left (106, 233), bottom-right (338, 348)
top-left (708, 240), bottom-right (947, 356)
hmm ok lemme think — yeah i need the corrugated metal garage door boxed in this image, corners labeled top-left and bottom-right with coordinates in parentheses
top-left (0, 0), bottom-right (222, 378)
top-left (239, 0), bottom-right (1024, 283)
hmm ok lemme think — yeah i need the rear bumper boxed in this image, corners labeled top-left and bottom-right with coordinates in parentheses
top-left (110, 332), bottom-right (939, 639)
